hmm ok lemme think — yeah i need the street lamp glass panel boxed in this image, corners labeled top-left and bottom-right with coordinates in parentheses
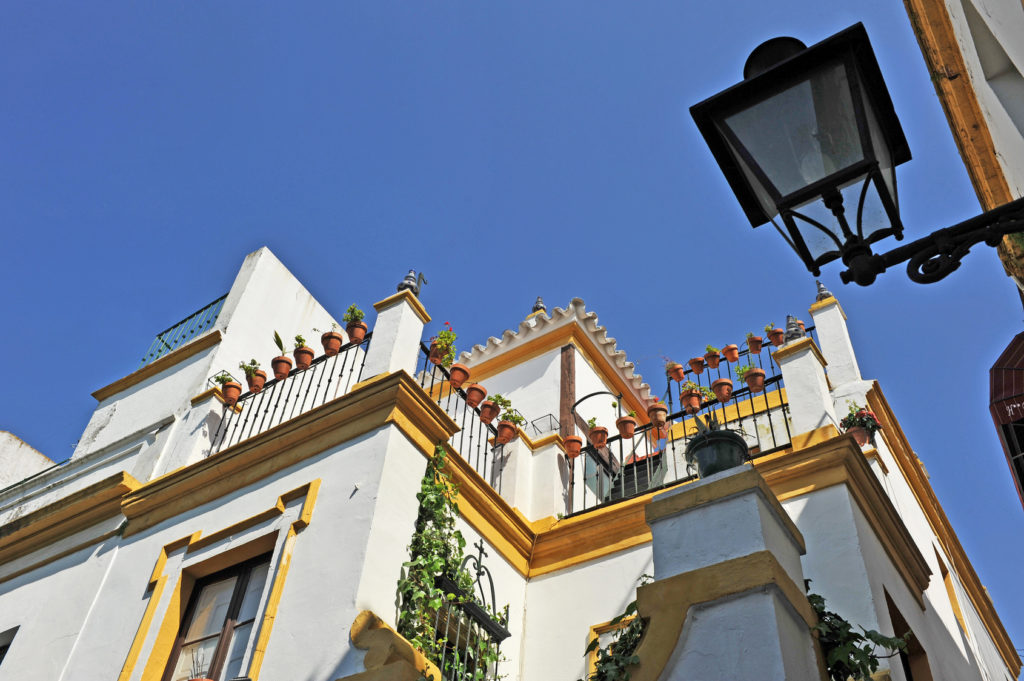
top-left (721, 62), bottom-right (864, 199)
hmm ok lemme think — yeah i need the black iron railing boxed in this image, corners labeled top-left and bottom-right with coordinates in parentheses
top-left (416, 344), bottom-right (509, 495)
top-left (428, 541), bottom-right (510, 681)
top-left (210, 335), bottom-right (371, 454)
top-left (140, 294), bottom-right (227, 367)
top-left (566, 329), bottom-right (814, 515)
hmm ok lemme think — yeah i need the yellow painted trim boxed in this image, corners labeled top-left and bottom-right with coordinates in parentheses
top-left (346, 610), bottom-right (442, 681)
top-left (586, 615), bottom-right (636, 675)
top-left (808, 296), bottom-right (846, 319)
top-left (666, 388), bottom-right (787, 441)
top-left (628, 551), bottom-right (824, 681)
top-left (121, 371), bottom-right (457, 537)
top-left (119, 481), bottom-right (320, 681)
top-left (866, 385), bottom-right (1020, 673)
top-left (791, 424), bottom-right (841, 451)
top-left (517, 431), bottom-right (564, 453)
top-left (0, 472), bottom-right (140, 574)
top-left (93, 330), bottom-right (222, 402)
top-left (190, 387), bottom-right (243, 413)
top-left (465, 324), bottom-right (648, 419)
top-left (645, 467), bottom-right (805, 553)
top-left (756, 433), bottom-right (932, 608)
top-left (373, 289), bottom-right (431, 324)
top-left (771, 336), bottom-right (827, 367)
top-left (862, 447), bottom-right (890, 475)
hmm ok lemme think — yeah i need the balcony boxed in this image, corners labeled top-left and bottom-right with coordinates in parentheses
top-left (139, 294), bottom-right (227, 367)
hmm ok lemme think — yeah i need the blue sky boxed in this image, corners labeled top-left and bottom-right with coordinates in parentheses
top-left (2, 0), bottom-right (1021, 656)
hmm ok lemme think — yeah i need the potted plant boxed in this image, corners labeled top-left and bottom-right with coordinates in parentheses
top-left (587, 416), bottom-right (609, 448)
top-left (840, 402), bottom-right (882, 446)
top-left (722, 343), bottom-right (740, 363)
top-left (704, 345), bottom-right (722, 369)
top-left (464, 383), bottom-right (487, 408)
top-left (429, 321), bottom-right (457, 367)
top-left (710, 377), bottom-right (733, 404)
top-left (684, 414), bottom-right (749, 478)
top-left (343, 304), bottom-right (368, 343)
top-left (213, 371), bottom-right (242, 407)
top-left (271, 331), bottom-right (294, 380)
top-left (664, 358), bottom-right (686, 382)
top-left (612, 402), bottom-right (638, 439)
top-left (564, 434), bottom-right (584, 459)
top-left (238, 359), bottom-right (266, 393)
top-left (317, 322), bottom-right (345, 356)
top-left (765, 322), bottom-right (785, 347)
top-left (736, 364), bottom-right (766, 393)
top-left (293, 334), bottom-right (315, 370)
top-left (493, 395), bottom-right (524, 444)
top-left (688, 356), bottom-right (705, 374)
top-left (746, 331), bottom-right (763, 354)
top-left (187, 649), bottom-right (212, 681)
top-left (478, 398), bottom-right (500, 424)
top-left (679, 381), bottom-right (712, 414)
top-left (647, 397), bottom-right (669, 428)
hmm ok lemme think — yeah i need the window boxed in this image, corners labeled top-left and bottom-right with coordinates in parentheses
top-left (163, 555), bottom-right (271, 681)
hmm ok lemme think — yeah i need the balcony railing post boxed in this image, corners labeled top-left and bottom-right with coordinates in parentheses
top-left (361, 290), bottom-right (431, 379)
top-left (808, 292), bottom-right (863, 388)
top-left (772, 337), bottom-right (838, 437)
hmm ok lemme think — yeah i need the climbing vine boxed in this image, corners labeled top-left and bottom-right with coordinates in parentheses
top-left (808, 590), bottom-right (909, 681)
top-left (397, 446), bottom-right (506, 680)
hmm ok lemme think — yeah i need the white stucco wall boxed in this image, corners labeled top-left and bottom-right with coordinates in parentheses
top-left (0, 432), bottom-right (54, 491)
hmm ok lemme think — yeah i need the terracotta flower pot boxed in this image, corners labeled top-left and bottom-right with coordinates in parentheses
top-left (647, 403), bottom-right (668, 428)
top-left (722, 344), bottom-right (740, 363)
top-left (346, 321), bottom-right (368, 344)
top-left (680, 389), bottom-right (702, 414)
top-left (271, 355), bottom-right (293, 380)
top-left (221, 381), bottom-right (242, 407)
top-left (711, 378), bottom-right (733, 404)
top-left (704, 352), bottom-right (721, 370)
top-left (294, 345), bottom-right (315, 370)
top-left (688, 357), bottom-right (705, 375)
top-left (747, 336), bottom-right (763, 354)
top-left (743, 368), bottom-right (766, 393)
top-left (588, 426), bottom-right (609, 448)
top-left (846, 426), bottom-right (869, 447)
top-left (428, 341), bottom-right (445, 365)
top-left (464, 383), bottom-right (487, 408)
top-left (615, 415), bottom-right (637, 439)
top-left (321, 331), bottom-right (345, 356)
top-left (797, 319), bottom-right (806, 334)
top-left (448, 363), bottom-right (470, 389)
top-left (665, 363), bottom-right (686, 382)
top-left (768, 328), bottom-right (785, 347)
top-left (478, 400), bottom-right (499, 424)
top-left (564, 435), bottom-right (584, 459)
top-left (246, 370), bottom-right (267, 393)
top-left (496, 420), bottom-right (517, 444)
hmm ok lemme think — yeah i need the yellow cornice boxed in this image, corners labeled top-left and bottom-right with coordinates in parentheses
top-left (808, 296), bottom-right (846, 319)
top-left (373, 289), bottom-right (431, 324)
top-left (121, 371), bottom-right (458, 537)
top-left (0, 472), bottom-right (140, 577)
top-left (346, 610), bottom-right (442, 681)
top-left (93, 330), bottom-right (222, 402)
top-left (629, 550), bottom-right (824, 681)
top-left (190, 387), bottom-right (242, 413)
top-left (465, 322), bottom-right (649, 419)
top-left (645, 467), bottom-right (805, 554)
top-left (866, 384), bottom-right (1020, 674)
top-left (771, 336), bottom-right (827, 367)
top-left (756, 433), bottom-right (932, 608)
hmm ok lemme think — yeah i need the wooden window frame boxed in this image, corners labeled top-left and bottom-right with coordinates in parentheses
top-left (161, 553), bottom-right (272, 681)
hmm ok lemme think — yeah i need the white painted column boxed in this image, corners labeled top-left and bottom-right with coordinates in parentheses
top-left (774, 337), bottom-right (838, 436)
top-left (643, 467), bottom-right (821, 681)
top-left (360, 290), bottom-right (431, 379)
top-left (808, 295), bottom-right (862, 387)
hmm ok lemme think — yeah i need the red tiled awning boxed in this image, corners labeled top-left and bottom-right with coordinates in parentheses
top-left (990, 332), bottom-right (1024, 425)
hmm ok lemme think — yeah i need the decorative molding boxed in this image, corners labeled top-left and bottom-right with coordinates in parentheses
top-left (121, 371), bottom-right (457, 537)
top-left (866, 384), bottom-right (1020, 674)
top-left (808, 296), bottom-right (846, 319)
top-left (373, 289), bottom-right (431, 325)
top-left (93, 330), bottom-right (222, 402)
top-left (190, 387), bottom-right (242, 413)
top-left (343, 610), bottom-right (441, 681)
top-left (771, 337), bottom-right (827, 367)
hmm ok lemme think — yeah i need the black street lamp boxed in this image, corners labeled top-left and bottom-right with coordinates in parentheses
top-left (690, 22), bottom-right (1024, 286)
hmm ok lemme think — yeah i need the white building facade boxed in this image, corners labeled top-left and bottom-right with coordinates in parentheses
top-left (0, 247), bottom-right (1018, 681)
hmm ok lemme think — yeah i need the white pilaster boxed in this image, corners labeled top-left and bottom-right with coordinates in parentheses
top-left (808, 296), bottom-right (862, 387)
top-left (774, 337), bottom-right (838, 436)
top-left (361, 290), bottom-right (431, 379)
